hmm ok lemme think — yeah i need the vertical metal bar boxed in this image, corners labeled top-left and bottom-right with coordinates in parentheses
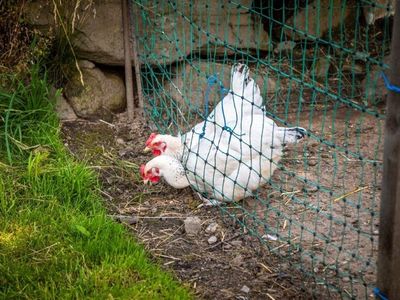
top-left (377, 1), bottom-right (400, 298)
top-left (122, 0), bottom-right (134, 121)
top-left (128, 0), bottom-right (145, 115)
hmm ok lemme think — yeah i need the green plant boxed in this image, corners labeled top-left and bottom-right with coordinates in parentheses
top-left (41, 0), bottom-right (94, 87)
top-left (0, 66), bottom-right (192, 299)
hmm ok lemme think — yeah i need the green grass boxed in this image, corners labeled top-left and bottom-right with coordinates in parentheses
top-left (0, 67), bottom-right (192, 299)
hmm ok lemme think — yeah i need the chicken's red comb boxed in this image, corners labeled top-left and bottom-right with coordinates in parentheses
top-left (145, 132), bottom-right (158, 146)
top-left (139, 164), bottom-right (146, 178)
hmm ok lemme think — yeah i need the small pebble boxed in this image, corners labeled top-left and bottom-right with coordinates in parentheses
top-left (208, 235), bottom-right (218, 244)
top-left (184, 216), bottom-right (202, 235)
top-left (205, 222), bottom-right (218, 234)
top-left (262, 234), bottom-right (278, 241)
top-left (308, 159), bottom-right (318, 166)
top-left (230, 240), bottom-right (242, 247)
top-left (116, 138), bottom-right (125, 145)
top-left (240, 285), bottom-right (250, 294)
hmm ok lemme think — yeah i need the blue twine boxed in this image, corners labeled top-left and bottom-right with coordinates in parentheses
top-left (200, 75), bottom-right (218, 138)
top-left (373, 287), bottom-right (389, 300)
top-left (381, 72), bottom-right (400, 94)
top-left (200, 74), bottom-right (236, 139)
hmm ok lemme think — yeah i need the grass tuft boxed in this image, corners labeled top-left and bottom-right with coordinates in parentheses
top-left (0, 67), bottom-right (191, 299)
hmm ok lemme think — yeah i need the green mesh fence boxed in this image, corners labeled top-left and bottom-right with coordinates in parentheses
top-left (130, 0), bottom-right (392, 298)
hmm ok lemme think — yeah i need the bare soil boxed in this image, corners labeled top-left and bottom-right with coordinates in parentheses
top-left (61, 103), bottom-right (383, 299)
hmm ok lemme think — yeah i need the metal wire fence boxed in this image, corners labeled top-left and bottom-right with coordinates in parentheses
top-left (130, 0), bottom-right (393, 297)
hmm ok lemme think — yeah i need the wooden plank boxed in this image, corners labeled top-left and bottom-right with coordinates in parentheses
top-left (122, 0), bottom-right (135, 121)
top-left (377, 1), bottom-right (400, 298)
top-left (128, 0), bottom-right (145, 115)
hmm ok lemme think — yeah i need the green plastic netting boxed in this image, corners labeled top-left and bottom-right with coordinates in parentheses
top-left (130, 0), bottom-right (393, 298)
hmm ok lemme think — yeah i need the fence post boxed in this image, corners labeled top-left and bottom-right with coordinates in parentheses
top-left (122, 0), bottom-right (135, 121)
top-left (128, 0), bottom-right (145, 115)
top-left (377, 1), bottom-right (400, 298)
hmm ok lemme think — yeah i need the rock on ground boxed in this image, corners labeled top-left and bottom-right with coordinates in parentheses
top-left (205, 222), bottom-right (219, 234)
top-left (64, 60), bottom-right (125, 121)
top-left (55, 94), bottom-right (78, 121)
top-left (207, 235), bottom-right (218, 244)
top-left (184, 216), bottom-right (202, 235)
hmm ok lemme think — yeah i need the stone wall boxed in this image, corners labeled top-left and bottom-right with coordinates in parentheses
top-left (24, 0), bottom-right (394, 121)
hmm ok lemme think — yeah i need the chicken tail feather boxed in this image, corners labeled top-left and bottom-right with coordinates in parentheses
top-left (277, 127), bottom-right (307, 144)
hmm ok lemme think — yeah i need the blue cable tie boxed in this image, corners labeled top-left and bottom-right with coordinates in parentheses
top-left (381, 72), bottom-right (400, 94)
top-left (373, 287), bottom-right (389, 300)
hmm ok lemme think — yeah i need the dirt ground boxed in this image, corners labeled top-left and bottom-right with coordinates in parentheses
top-left (61, 102), bottom-right (384, 299)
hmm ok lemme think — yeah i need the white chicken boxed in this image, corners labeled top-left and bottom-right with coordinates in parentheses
top-left (141, 64), bottom-right (307, 205)
top-left (143, 63), bottom-right (261, 159)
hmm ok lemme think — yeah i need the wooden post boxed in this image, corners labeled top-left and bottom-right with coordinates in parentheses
top-left (377, 1), bottom-right (400, 298)
top-left (122, 0), bottom-right (134, 120)
top-left (128, 0), bottom-right (145, 115)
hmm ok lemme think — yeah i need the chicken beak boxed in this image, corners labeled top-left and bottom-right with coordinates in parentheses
top-left (143, 146), bottom-right (151, 153)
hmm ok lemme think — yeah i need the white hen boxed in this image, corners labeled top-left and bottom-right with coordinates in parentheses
top-left (141, 64), bottom-right (307, 205)
top-left (144, 63), bottom-right (261, 159)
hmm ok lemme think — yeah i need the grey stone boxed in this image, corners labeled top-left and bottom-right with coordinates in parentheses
top-left (230, 240), bottom-right (243, 247)
top-left (205, 222), bottom-right (218, 234)
top-left (25, 0), bottom-right (270, 66)
top-left (78, 60), bottom-right (96, 69)
top-left (207, 235), bottom-right (218, 244)
top-left (24, 0), bottom-right (124, 65)
top-left (54, 92), bottom-right (77, 121)
top-left (133, 0), bottom-right (270, 65)
top-left (64, 62), bottom-right (125, 120)
top-left (240, 285), bottom-right (250, 294)
top-left (73, 1), bottom-right (125, 65)
top-left (184, 216), bottom-right (202, 235)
